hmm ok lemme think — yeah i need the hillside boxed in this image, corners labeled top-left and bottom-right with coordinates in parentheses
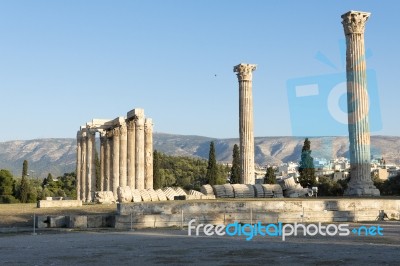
top-left (0, 134), bottom-right (399, 178)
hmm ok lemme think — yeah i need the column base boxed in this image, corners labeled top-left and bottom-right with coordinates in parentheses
top-left (344, 182), bottom-right (380, 196)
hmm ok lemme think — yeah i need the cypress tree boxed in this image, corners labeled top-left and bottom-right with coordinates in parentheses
top-left (298, 138), bottom-right (316, 187)
top-left (19, 160), bottom-right (30, 203)
top-left (264, 166), bottom-right (277, 184)
top-left (153, 150), bottom-right (162, 189)
top-left (22, 160), bottom-right (28, 178)
top-left (230, 144), bottom-right (241, 184)
top-left (206, 141), bottom-right (218, 185)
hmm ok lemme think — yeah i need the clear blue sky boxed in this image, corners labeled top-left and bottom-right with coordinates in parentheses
top-left (0, 0), bottom-right (399, 141)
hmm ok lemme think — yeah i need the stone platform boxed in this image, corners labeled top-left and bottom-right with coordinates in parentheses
top-left (116, 198), bottom-right (400, 229)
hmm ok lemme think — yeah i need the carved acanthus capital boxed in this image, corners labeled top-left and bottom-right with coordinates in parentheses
top-left (106, 129), bottom-right (113, 139)
top-left (126, 119), bottom-right (135, 131)
top-left (113, 127), bottom-right (120, 137)
top-left (144, 118), bottom-right (153, 133)
top-left (119, 123), bottom-right (127, 136)
top-left (233, 63), bottom-right (257, 81)
top-left (342, 11), bottom-right (370, 35)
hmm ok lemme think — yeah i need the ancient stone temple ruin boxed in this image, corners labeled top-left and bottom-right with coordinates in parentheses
top-left (76, 108), bottom-right (153, 202)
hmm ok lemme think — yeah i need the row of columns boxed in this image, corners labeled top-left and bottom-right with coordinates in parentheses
top-left (76, 108), bottom-right (154, 202)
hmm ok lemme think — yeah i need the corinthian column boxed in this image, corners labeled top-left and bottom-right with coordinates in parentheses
top-left (99, 130), bottom-right (106, 191)
top-left (342, 11), bottom-right (379, 196)
top-left (80, 130), bottom-right (87, 202)
top-left (76, 131), bottom-right (82, 201)
top-left (127, 119), bottom-right (136, 190)
top-left (135, 115), bottom-right (145, 190)
top-left (234, 63), bottom-right (257, 185)
top-left (119, 122), bottom-right (128, 188)
top-left (105, 130), bottom-right (112, 191)
top-left (86, 129), bottom-right (96, 202)
top-left (112, 127), bottom-right (120, 198)
top-left (144, 118), bottom-right (153, 189)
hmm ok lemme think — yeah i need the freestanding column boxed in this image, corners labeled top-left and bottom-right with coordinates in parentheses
top-left (112, 127), bottom-right (120, 198)
top-left (86, 129), bottom-right (96, 202)
top-left (99, 131), bottom-right (106, 191)
top-left (76, 131), bottom-right (82, 200)
top-left (105, 130), bottom-right (112, 191)
top-left (144, 118), bottom-right (154, 189)
top-left (342, 11), bottom-right (379, 196)
top-left (126, 119), bottom-right (136, 190)
top-left (234, 63), bottom-right (257, 185)
top-left (135, 113), bottom-right (145, 190)
top-left (80, 130), bottom-right (87, 202)
top-left (119, 122), bottom-right (128, 188)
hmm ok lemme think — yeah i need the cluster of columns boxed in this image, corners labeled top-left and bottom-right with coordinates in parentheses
top-left (341, 11), bottom-right (379, 196)
top-left (234, 63), bottom-right (257, 185)
top-left (76, 108), bottom-right (154, 202)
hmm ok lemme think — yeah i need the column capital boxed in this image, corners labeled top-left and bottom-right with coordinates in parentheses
top-left (120, 122), bottom-right (127, 137)
top-left (113, 127), bottom-right (120, 137)
top-left (341, 10), bottom-right (370, 35)
top-left (77, 130), bottom-right (82, 140)
top-left (234, 63), bottom-right (257, 81)
top-left (144, 118), bottom-right (153, 133)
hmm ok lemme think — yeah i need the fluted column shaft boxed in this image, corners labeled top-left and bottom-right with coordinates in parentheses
top-left (342, 10), bottom-right (379, 196)
top-left (144, 118), bottom-right (153, 189)
top-left (86, 130), bottom-right (96, 202)
top-left (76, 131), bottom-right (82, 201)
top-left (100, 132), bottom-right (106, 191)
top-left (234, 63), bottom-right (257, 185)
top-left (105, 130), bottom-right (112, 191)
top-left (135, 116), bottom-right (145, 190)
top-left (80, 131), bottom-right (87, 202)
top-left (112, 127), bottom-right (120, 198)
top-left (127, 119), bottom-right (136, 190)
top-left (119, 122), bottom-right (128, 188)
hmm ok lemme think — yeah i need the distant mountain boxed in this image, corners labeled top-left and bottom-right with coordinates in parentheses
top-left (1, 134), bottom-right (399, 178)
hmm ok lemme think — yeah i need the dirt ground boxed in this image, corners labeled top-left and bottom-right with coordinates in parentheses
top-left (0, 222), bottom-right (399, 265)
top-left (0, 203), bottom-right (116, 227)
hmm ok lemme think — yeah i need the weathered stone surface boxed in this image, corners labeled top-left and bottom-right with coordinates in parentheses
top-left (140, 189), bottom-right (152, 202)
top-left (341, 11), bottom-right (380, 197)
top-left (67, 216), bottom-right (87, 229)
top-left (188, 190), bottom-right (204, 199)
top-left (155, 189), bottom-right (167, 201)
top-left (162, 187), bottom-right (178, 200)
top-left (37, 200), bottom-right (83, 208)
top-left (278, 177), bottom-right (309, 198)
top-left (48, 216), bottom-right (67, 228)
top-left (173, 187), bottom-right (187, 196)
top-left (131, 189), bottom-right (142, 202)
top-left (87, 216), bottom-right (103, 228)
top-left (234, 63), bottom-right (257, 185)
top-left (95, 191), bottom-right (116, 204)
top-left (147, 189), bottom-right (159, 201)
top-left (200, 185), bottom-right (214, 196)
top-left (35, 215), bottom-right (49, 228)
top-left (212, 185), bottom-right (226, 198)
top-left (117, 186), bottom-right (133, 203)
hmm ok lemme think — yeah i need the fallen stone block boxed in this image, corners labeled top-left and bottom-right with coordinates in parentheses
top-left (35, 215), bottom-right (49, 228)
top-left (48, 216), bottom-right (67, 228)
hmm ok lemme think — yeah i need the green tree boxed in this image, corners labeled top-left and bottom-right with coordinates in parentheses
top-left (22, 160), bottom-right (28, 178)
top-left (19, 160), bottom-right (30, 203)
top-left (42, 173), bottom-right (53, 188)
top-left (153, 150), bottom-right (162, 189)
top-left (206, 141), bottom-right (218, 185)
top-left (264, 167), bottom-right (277, 184)
top-left (298, 138), bottom-right (316, 187)
top-left (230, 144), bottom-right (241, 184)
top-left (0, 169), bottom-right (19, 203)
